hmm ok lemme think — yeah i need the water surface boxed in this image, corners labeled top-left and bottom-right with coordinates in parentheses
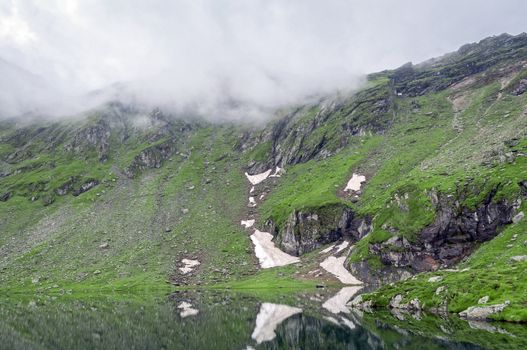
top-left (1, 288), bottom-right (525, 349)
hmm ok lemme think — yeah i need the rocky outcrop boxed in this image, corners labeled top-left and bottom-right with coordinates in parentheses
top-left (65, 118), bottom-right (111, 162)
top-left (55, 178), bottom-right (76, 196)
top-left (389, 294), bottom-right (421, 311)
top-left (350, 186), bottom-right (517, 284)
top-left (459, 301), bottom-right (510, 320)
top-left (72, 179), bottom-right (99, 196)
top-left (270, 205), bottom-right (371, 256)
top-left (349, 260), bottom-right (413, 285)
top-left (415, 189), bottom-right (515, 270)
top-left (124, 139), bottom-right (178, 178)
top-left (511, 79), bottom-right (527, 96)
top-left (0, 191), bottom-right (12, 201)
top-left (243, 85), bottom-right (393, 175)
top-left (393, 33), bottom-right (527, 97)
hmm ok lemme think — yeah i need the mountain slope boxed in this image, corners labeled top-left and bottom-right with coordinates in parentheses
top-left (1, 33), bottom-right (527, 321)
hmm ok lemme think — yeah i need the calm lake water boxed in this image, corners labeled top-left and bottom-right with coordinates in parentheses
top-left (1, 287), bottom-right (525, 349)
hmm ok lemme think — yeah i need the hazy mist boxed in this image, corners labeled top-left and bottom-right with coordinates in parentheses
top-left (1, 0), bottom-right (526, 120)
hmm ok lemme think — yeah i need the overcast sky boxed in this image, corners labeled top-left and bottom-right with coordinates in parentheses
top-left (1, 0), bottom-right (526, 119)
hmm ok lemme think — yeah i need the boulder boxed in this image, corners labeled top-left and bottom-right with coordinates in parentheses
top-left (459, 301), bottom-right (510, 320)
top-left (512, 211), bottom-right (524, 224)
top-left (435, 286), bottom-right (446, 295)
top-left (478, 296), bottom-right (489, 304)
top-left (72, 179), bottom-right (99, 196)
top-left (0, 191), bottom-right (12, 201)
top-left (428, 276), bottom-right (443, 283)
top-left (389, 294), bottom-right (404, 308)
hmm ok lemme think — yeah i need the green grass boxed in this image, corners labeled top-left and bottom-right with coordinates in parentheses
top-left (259, 136), bottom-right (382, 229)
top-left (361, 210), bottom-right (527, 322)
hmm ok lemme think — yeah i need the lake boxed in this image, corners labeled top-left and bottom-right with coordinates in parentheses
top-left (1, 287), bottom-right (525, 349)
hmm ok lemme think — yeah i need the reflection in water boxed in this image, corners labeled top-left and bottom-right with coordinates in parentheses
top-left (339, 316), bottom-right (356, 330)
top-left (322, 286), bottom-right (362, 314)
top-left (251, 303), bottom-right (302, 344)
top-left (0, 289), bottom-right (526, 350)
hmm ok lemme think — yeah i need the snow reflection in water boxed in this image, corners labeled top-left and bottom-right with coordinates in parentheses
top-left (251, 303), bottom-right (302, 344)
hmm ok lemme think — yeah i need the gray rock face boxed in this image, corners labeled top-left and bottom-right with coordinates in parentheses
top-left (349, 186), bottom-right (517, 284)
top-left (65, 118), bottom-right (111, 162)
top-left (417, 190), bottom-right (515, 268)
top-left (459, 301), bottom-right (510, 320)
top-left (512, 211), bottom-right (524, 224)
top-left (510, 255), bottom-right (527, 262)
top-left (72, 179), bottom-right (99, 196)
top-left (124, 140), bottom-right (178, 178)
top-left (378, 190), bottom-right (514, 272)
top-left (271, 205), bottom-right (371, 256)
top-left (512, 79), bottom-right (527, 96)
top-left (389, 294), bottom-right (422, 311)
top-left (55, 178), bottom-right (76, 196)
top-left (242, 88), bottom-right (393, 175)
top-left (393, 34), bottom-right (527, 97)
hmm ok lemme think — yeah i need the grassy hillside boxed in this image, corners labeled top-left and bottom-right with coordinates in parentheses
top-left (0, 34), bottom-right (526, 324)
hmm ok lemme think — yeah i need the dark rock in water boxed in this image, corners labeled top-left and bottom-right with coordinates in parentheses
top-left (0, 191), bottom-right (12, 202)
top-left (72, 179), bottom-right (99, 196)
top-left (270, 204), bottom-right (372, 256)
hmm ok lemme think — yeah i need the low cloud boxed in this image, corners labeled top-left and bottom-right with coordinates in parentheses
top-left (1, 0), bottom-right (526, 120)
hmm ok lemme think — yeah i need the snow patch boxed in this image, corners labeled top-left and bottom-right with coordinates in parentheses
top-left (248, 197), bottom-right (257, 207)
top-left (179, 259), bottom-right (200, 274)
top-left (320, 256), bottom-right (362, 285)
top-left (178, 301), bottom-right (199, 318)
top-left (320, 245), bottom-right (335, 254)
top-left (344, 173), bottom-right (366, 192)
top-left (251, 303), bottom-right (302, 344)
top-left (322, 286), bottom-right (362, 314)
top-left (241, 219), bottom-right (255, 228)
top-left (335, 241), bottom-right (349, 254)
top-left (269, 166), bottom-right (284, 178)
top-left (251, 230), bottom-right (300, 268)
top-left (250, 186), bottom-right (255, 194)
top-left (245, 169), bottom-right (272, 185)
